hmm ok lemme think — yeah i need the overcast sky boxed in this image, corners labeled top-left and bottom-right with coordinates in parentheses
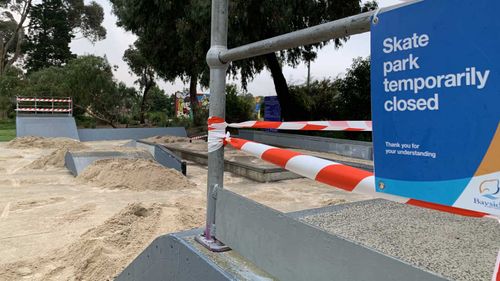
top-left (70, 0), bottom-right (404, 96)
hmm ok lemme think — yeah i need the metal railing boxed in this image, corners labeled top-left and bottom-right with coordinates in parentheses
top-left (200, 0), bottom-right (419, 250)
top-left (15, 97), bottom-right (73, 116)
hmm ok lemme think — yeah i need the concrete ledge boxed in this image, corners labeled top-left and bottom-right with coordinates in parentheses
top-left (77, 127), bottom-right (187, 141)
top-left (64, 150), bottom-right (154, 176)
top-left (163, 145), bottom-right (301, 182)
top-left (238, 129), bottom-right (373, 160)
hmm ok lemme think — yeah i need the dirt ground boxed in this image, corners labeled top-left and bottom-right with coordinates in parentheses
top-left (0, 138), bottom-right (370, 280)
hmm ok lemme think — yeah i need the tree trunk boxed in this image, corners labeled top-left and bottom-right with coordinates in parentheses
top-left (74, 104), bottom-right (116, 128)
top-left (265, 52), bottom-right (293, 121)
top-left (139, 81), bottom-right (153, 124)
top-left (189, 75), bottom-right (198, 118)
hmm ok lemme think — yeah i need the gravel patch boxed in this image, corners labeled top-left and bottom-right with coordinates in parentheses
top-left (300, 199), bottom-right (500, 281)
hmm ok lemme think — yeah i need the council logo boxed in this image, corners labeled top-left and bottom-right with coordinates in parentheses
top-left (479, 179), bottom-right (500, 200)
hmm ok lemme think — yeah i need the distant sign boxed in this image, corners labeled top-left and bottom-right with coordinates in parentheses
top-left (264, 96), bottom-right (281, 122)
top-left (371, 0), bottom-right (500, 215)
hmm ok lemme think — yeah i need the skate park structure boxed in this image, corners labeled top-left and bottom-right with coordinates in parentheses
top-left (116, 1), bottom-right (500, 280)
top-left (15, 97), bottom-right (187, 174)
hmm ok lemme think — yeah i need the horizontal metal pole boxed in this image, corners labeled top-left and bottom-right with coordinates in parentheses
top-left (220, 1), bottom-right (419, 63)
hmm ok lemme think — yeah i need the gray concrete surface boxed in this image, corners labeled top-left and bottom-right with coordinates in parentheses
top-left (64, 150), bottom-right (154, 176)
top-left (77, 127), bottom-right (187, 141)
top-left (164, 145), bottom-right (301, 182)
top-left (215, 190), bottom-right (446, 281)
top-left (300, 199), bottom-right (500, 281)
top-left (116, 229), bottom-right (274, 281)
top-left (238, 130), bottom-right (373, 160)
top-left (129, 140), bottom-right (187, 175)
top-left (16, 116), bottom-right (79, 140)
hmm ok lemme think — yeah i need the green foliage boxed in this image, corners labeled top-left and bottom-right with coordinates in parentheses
top-left (286, 57), bottom-right (372, 140)
top-left (146, 86), bottom-right (172, 114)
top-left (75, 115), bottom-right (96, 128)
top-left (225, 84), bottom-right (255, 124)
top-left (123, 44), bottom-right (157, 123)
top-left (25, 0), bottom-right (75, 72)
top-left (336, 57), bottom-right (371, 120)
top-left (1, 0), bottom-right (106, 75)
top-left (167, 116), bottom-right (192, 129)
top-left (110, 0), bottom-right (377, 121)
top-left (147, 111), bottom-right (167, 127)
top-left (0, 118), bottom-right (15, 141)
top-left (0, 66), bottom-right (23, 118)
top-left (19, 55), bottom-right (136, 127)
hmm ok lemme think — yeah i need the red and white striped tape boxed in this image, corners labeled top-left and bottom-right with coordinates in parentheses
top-left (493, 251), bottom-right (500, 281)
top-left (16, 108), bottom-right (72, 112)
top-left (226, 137), bottom-right (491, 218)
top-left (17, 97), bottom-right (72, 103)
top-left (228, 120), bottom-right (372, 131)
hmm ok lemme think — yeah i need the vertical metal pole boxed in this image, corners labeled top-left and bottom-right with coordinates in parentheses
top-left (195, 0), bottom-right (230, 252)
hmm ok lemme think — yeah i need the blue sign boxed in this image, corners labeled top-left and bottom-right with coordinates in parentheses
top-left (371, 0), bottom-right (500, 216)
top-left (264, 96), bottom-right (281, 122)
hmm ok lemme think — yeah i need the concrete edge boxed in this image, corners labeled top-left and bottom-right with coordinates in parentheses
top-left (116, 228), bottom-right (235, 281)
top-left (215, 190), bottom-right (448, 281)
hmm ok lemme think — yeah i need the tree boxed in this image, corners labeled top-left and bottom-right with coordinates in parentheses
top-left (228, 1), bottom-right (377, 121)
top-left (25, 0), bottom-right (75, 72)
top-left (0, 0), bottom-right (31, 75)
top-left (111, 0), bottom-right (210, 117)
top-left (23, 55), bottom-right (130, 127)
top-left (336, 57), bottom-right (371, 121)
top-left (110, 0), bottom-right (377, 121)
top-left (146, 86), bottom-right (171, 114)
top-left (0, 0), bottom-right (106, 75)
top-left (225, 84), bottom-right (255, 124)
top-left (123, 44), bottom-right (156, 124)
top-left (0, 65), bottom-right (23, 118)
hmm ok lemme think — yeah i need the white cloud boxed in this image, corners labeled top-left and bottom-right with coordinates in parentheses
top-left (70, 0), bottom-right (405, 96)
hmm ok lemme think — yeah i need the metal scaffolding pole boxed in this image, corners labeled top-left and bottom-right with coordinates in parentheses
top-left (195, 0), bottom-right (230, 252)
top-left (219, 1), bottom-right (418, 64)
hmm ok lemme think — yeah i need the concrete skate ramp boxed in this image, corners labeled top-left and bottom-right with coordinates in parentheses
top-left (77, 127), bottom-right (187, 141)
top-left (16, 116), bottom-right (79, 140)
top-left (123, 140), bottom-right (187, 175)
top-left (65, 150), bottom-right (153, 176)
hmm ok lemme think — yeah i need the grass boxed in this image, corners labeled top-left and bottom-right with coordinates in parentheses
top-left (0, 119), bottom-right (16, 142)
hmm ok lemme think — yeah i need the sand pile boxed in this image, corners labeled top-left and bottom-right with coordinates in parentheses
top-left (0, 202), bottom-right (205, 280)
top-left (78, 158), bottom-right (194, 191)
top-left (8, 136), bottom-right (86, 149)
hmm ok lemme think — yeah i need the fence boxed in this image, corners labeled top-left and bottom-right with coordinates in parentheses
top-left (15, 97), bottom-right (73, 116)
top-left (201, 6), bottom-right (499, 281)
top-left (198, 0), bottom-right (423, 251)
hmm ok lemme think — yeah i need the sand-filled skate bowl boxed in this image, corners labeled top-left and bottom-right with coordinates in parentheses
top-left (78, 158), bottom-right (195, 191)
top-left (0, 202), bottom-right (205, 280)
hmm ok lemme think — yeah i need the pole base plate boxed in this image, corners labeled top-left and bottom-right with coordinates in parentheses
top-left (195, 234), bottom-right (231, 252)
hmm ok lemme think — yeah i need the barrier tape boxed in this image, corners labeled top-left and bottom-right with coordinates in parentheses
top-left (209, 118), bottom-right (372, 132)
top-left (17, 97), bottom-right (72, 103)
top-left (16, 108), bottom-right (72, 112)
top-left (494, 251), bottom-right (500, 281)
top-left (225, 137), bottom-right (491, 218)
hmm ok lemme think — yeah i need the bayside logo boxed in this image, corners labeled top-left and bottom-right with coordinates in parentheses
top-left (473, 179), bottom-right (500, 210)
top-left (479, 179), bottom-right (500, 200)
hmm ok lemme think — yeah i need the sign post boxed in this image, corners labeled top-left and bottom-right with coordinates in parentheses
top-left (371, 0), bottom-right (500, 216)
